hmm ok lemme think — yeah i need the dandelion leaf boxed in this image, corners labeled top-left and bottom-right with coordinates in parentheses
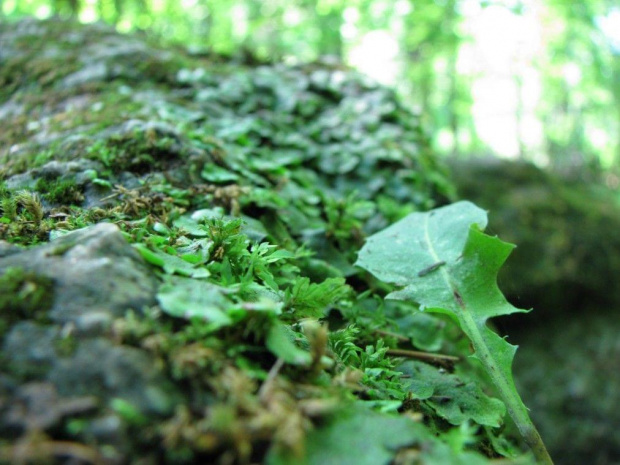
top-left (356, 201), bottom-right (530, 429)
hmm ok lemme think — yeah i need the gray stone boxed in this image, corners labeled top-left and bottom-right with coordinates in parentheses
top-left (3, 322), bottom-right (60, 377)
top-left (0, 222), bottom-right (157, 324)
top-left (72, 311), bottom-right (114, 336)
top-left (3, 327), bottom-right (179, 420)
top-left (1, 382), bottom-right (97, 433)
top-left (61, 62), bottom-right (109, 88)
top-left (83, 414), bottom-right (127, 448)
top-left (48, 338), bottom-right (178, 416)
top-left (6, 158), bottom-right (105, 192)
top-left (0, 241), bottom-right (21, 258)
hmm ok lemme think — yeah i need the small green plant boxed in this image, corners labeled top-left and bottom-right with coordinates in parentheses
top-left (14, 190), bottom-right (44, 224)
top-left (356, 200), bottom-right (553, 464)
top-left (1, 197), bottom-right (18, 221)
top-left (35, 176), bottom-right (84, 205)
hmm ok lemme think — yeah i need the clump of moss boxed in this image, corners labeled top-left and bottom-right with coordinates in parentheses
top-left (0, 183), bottom-right (17, 221)
top-left (0, 189), bottom-right (53, 245)
top-left (35, 176), bottom-right (84, 205)
top-left (0, 267), bottom-right (54, 327)
top-left (87, 129), bottom-right (179, 174)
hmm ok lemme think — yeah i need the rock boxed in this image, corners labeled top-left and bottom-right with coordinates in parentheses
top-left (3, 323), bottom-right (60, 378)
top-left (3, 327), bottom-right (180, 419)
top-left (83, 414), bottom-right (127, 450)
top-left (5, 159), bottom-right (104, 192)
top-left (0, 222), bottom-right (157, 324)
top-left (48, 338), bottom-right (178, 416)
top-left (0, 241), bottom-right (21, 258)
top-left (1, 222), bottom-right (179, 445)
top-left (6, 158), bottom-right (110, 210)
top-left (1, 382), bottom-right (97, 433)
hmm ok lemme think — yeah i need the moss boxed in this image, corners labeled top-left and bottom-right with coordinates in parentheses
top-left (0, 19), bottom-right (528, 465)
top-left (0, 266), bottom-right (54, 324)
top-left (0, 188), bottom-right (64, 245)
top-left (0, 19), bottom-right (192, 176)
top-left (0, 51), bottom-right (81, 101)
top-left (86, 129), bottom-right (182, 174)
top-left (35, 176), bottom-right (84, 205)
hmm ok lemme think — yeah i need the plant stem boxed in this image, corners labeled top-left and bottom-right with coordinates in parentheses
top-left (386, 348), bottom-right (459, 364)
top-left (459, 311), bottom-right (553, 464)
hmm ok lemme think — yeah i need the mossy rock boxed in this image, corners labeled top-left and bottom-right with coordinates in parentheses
top-left (0, 18), bottom-right (548, 465)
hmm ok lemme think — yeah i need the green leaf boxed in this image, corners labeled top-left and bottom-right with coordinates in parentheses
top-left (418, 441), bottom-right (492, 465)
top-left (265, 322), bottom-right (312, 365)
top-left (110, 398), bottom-right (149, 426)
top-left (394, 311), bottom-right (445, 352)
top-left (267, 404), bottom-right (429, 465)
top-left (201, 163), bottom-right (239, 182)
top-left (285, 277), bottom-right (348, 318)
top-left (134, 243), bottom-right (210, 278)
top-left (156, 276), bottom-right (233, 327)
top-left (356, 201), bottom-right (552, 463)
top-left (399, 360), bottom-right (505, 427)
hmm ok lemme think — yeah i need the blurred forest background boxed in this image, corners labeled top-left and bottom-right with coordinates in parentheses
top-left (3, 0), bottom-right (620, 181)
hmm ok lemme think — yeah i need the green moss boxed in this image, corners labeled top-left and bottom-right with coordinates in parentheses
top-left (0, 148), bottom-right (56, 179)
top-left (35, 176), bottom-right (84, 205)
top-left (0, 267), bottom-right (54, 325)
top-left (0, 188), bottom-right (62, 245)
top-left (86, 129), bottom-right (180, 174)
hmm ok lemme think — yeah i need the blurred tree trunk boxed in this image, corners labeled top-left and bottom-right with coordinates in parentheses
top-left (53, 0), bottom-right (80, 17)
top-left (316, 6), bottom-right (343, 58)
top-left (445, 0), bottom-right (459, 155)
top-left (515, 73), bottom-right (525, 159)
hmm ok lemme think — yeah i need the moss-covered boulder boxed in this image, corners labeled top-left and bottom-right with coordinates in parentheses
top-left (0, 18), bottom-right (561, 465)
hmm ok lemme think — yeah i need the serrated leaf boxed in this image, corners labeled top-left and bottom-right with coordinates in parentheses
top-left (285, 277), bottom-right (348, 318)
top-left (356, 201), bottom-right (552, 463)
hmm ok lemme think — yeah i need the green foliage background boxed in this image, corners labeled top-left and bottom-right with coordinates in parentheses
top-left (3, 0), bottom-right (620, 172)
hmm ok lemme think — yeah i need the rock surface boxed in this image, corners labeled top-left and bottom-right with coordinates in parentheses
top-left (0, 224), bottom-right (179, 461)
top-left (0, 223), bottom-right (157, 324)
top-left (0, 18), bottom-right (457, 465)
